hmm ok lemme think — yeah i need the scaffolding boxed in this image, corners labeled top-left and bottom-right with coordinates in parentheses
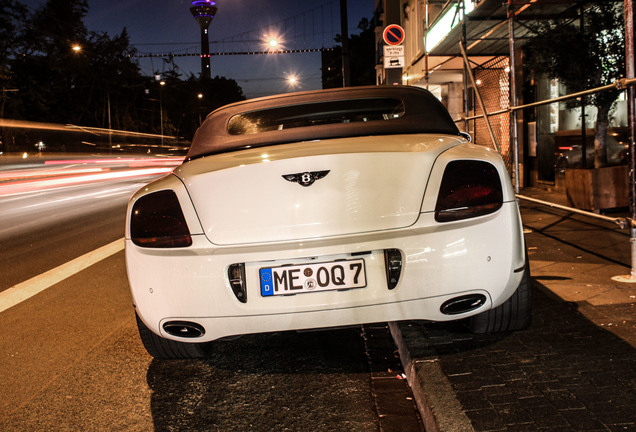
top-left (450, 0), bottom-right (636, 281)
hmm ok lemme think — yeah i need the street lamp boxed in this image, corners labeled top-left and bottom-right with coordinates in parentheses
top-left (197, 93), bottom-right (204, 124)
top-left (159, 81), bottom-right (166, 146)
top-left (286, 74), bottom-right (299, 89)
top-left (264, 33), bottom-right (283, 51)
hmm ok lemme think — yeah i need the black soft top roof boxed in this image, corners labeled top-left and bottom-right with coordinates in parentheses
top-left (187, 85), bottom-right (460, 160)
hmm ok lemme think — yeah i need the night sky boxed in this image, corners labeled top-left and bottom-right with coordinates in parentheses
top-left (22, 0), bottom-right (374, 98)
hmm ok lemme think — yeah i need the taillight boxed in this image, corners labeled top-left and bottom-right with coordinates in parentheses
top-left (130, 190), bottom-right (192, 248)
top-left (435, 160), bottom-right (503, 222)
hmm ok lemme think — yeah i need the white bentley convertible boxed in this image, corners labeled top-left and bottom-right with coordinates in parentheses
top-left (126, 85), bottom-right (530, 359)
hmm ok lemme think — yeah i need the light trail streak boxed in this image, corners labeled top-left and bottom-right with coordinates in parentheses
top-left (0, 167), bottom-right (173, 197)
top-left (0, 167), bottom-right (107, 181)
top-left (0, 158), bottom-right (182, 182)
top-left (17, 185), bottom-right (139, 210)
top-left (0, 118), bottom-right (177, 140)
top-left (43, 157), bottom-right (184, 166)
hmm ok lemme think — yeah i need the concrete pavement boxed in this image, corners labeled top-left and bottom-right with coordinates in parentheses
top-left (391, 187), bottom-right (636, 431)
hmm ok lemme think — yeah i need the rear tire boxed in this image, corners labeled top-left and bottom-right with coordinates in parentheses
top-left (135, 313), bottom-right (210, 359)
top-left (468, 261), bottom-right (532, 334)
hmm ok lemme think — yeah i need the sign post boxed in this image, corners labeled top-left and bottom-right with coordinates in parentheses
top-left (382, 24), bottom-right (405, 77)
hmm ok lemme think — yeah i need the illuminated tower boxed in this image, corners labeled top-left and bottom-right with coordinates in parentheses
top-left (190, 0), bottom-right (217, 80)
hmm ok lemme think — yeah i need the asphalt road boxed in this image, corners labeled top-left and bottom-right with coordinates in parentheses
top-left (0, 159), bottom-right (423, 431)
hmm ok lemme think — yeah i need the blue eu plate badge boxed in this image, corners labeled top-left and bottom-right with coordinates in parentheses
top-left (260, 268), bottom-right (274, 296)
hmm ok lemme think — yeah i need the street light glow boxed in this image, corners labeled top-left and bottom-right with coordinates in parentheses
top-left (286, 74), bottom-right (299, 89)
top-left (71, 44), bottom-right (81, 52)
top-left (263, 33), bottom-right (283, 51)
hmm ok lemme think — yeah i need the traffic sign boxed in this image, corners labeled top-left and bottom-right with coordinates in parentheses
top-left (383, 45), bottom-right (404, 69)
top-left (383, 24), bottom-right (405, 46)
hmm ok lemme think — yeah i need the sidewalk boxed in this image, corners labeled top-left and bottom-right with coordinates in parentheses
top-left (391, 187), bottom-right (636, 431)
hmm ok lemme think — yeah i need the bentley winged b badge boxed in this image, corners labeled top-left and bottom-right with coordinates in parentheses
top-left (282, 170), bottom-right (330, 187)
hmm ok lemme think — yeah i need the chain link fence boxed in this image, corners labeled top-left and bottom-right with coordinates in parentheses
top-left (470, 56), bottom-right (513, 173)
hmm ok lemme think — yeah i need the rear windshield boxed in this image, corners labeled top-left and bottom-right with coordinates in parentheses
top-left (228, 98), bottom-right (405, 135)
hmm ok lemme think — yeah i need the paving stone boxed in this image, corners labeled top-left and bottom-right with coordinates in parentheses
top-left (559, 408), bottom-right (607, 430)
top-left (526, 405), bottom-right (569, 428)
top-left (465, 408), bottom-right (506, 430)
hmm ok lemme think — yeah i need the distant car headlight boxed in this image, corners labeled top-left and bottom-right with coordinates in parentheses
top-left (130, 190), bottom-right (192, 248)
top-left (435, 160), bottom-right (503, 222)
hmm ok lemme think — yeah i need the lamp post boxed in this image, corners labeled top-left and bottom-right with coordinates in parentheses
top-left (0, 88), bottom-right (18, 153)
top-left (159, 80), bottom-right (165, 146)
top-left (190, 1), bottom-right (217, 80)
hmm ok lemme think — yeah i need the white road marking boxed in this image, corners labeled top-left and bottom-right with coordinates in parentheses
top-left (0, 238), bottom-right (125, 314)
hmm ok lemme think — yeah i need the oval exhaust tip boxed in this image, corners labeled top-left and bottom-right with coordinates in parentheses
top-left (163, 321), bottom-right (205, 338)
top-left (440, 294), bottom-right (487, 315)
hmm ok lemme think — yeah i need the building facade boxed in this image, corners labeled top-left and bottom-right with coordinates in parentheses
top-left (374, 0), bottom-right (628, 190)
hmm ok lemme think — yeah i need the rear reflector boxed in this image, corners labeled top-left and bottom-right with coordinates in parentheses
top-left (130, 190), bottom-right (192, 248)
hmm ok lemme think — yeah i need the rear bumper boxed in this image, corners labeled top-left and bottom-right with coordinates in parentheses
top-left (157, 291), bottom-right (493, 341)
top-left (126, 202), bottom-right (525, 343)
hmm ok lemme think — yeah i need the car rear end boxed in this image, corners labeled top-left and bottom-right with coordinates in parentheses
top-left (125, 85), bottom-right (526, 350)
top-left (126, 136), bottom-right (524, 343)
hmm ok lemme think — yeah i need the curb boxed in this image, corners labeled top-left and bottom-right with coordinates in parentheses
top-left (389, 321), bottom-right (475, 432)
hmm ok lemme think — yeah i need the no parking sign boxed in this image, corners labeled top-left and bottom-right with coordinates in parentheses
top-left (383, 24), bottom-right (405, 69)
top-left (383, 24), bottom-right (405, 46)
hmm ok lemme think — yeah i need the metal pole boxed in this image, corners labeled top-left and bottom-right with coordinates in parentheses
top-left (629, 0), bottom-right (636, 280)
top-left (508, 2), bottom-right (520, 193)
top-left (580, 6), bottom-right (587, 169)
top-left (459, 42), bottom-right (501, 153)
top-left (107, 93), bottom-right (112, 153)
top-left (614, 0), bottom-right (636, 282)
top-left (461, 0), bottom-right (470, 133)
top-left (517, 194), bottom-right (632, 229)
top-left (424, 1), bottom-right (429, 90)
top-left (581, 98), bottom-right (587, 167)
top-left (340, 0), bottom-right (351, 87)
top-left (454, 78), bottom-right (636, 124)
top-left (159, 87), bottom-right (164, 147)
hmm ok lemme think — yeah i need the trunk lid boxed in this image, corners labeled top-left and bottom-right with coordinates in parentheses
top-left (175, 135), bottom-right (460, 245)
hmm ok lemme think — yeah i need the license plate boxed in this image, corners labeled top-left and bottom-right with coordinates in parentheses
top-left (260, 259), bottom-right (366, 297)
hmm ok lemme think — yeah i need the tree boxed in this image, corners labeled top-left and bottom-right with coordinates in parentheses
top-left (323, 17), bottom-right (376, 89)
top-left (0, 0), bottom-right (27, 82)
top-left (84, 28), bottom-right (146, 130)
top-left (523, 2), bottom-right (624, 168)
top-left (158, 74), bottom-right (245, 141)
top-left (2, 0), bottom-right (246, 152)
top-left (0, 1), bottom-right (28, 152)
top-left (9, 0), bottom-right (91, 123)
